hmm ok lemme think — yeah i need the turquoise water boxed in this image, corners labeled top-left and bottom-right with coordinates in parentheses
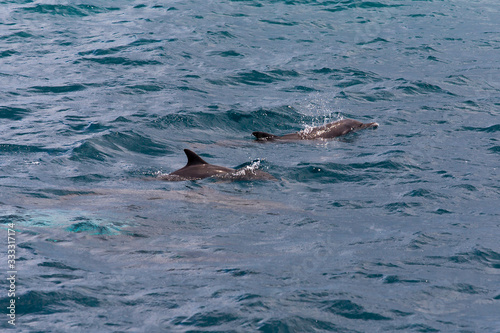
top-left (1, 0), bottom-right (500, 331)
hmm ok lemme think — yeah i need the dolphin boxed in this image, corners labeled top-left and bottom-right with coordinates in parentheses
top-left (252, 118), bottom-right (379, 141)
top-left (158, 149), bottom-right (276, 181)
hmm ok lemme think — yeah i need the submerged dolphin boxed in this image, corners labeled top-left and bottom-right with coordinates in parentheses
top-left (158, 149), bottom-right (276, 181)
top-left (253, 118), bottom-right (379, 141)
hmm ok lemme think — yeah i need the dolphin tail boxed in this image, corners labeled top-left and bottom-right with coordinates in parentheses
top-left (252, 131), bottom-right (278, 141)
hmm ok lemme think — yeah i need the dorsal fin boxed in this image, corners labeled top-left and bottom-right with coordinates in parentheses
top-left (184, 149), bottom-right (208, 166)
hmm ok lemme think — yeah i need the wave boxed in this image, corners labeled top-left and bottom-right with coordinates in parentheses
top-left (77, 39), bottom-right (162, 57)
top-left (0, 143), bottom-right (64, 155)
top-left (66, 219), bottom-right (121, 235)
top-left (462, 124), bottom-right (500, 133)
top-left (0, 106), bottom-right (32, 121)
top-left (403, 188), bottom-right (448, 199)
top-left (0, 31), bottom-right (34, 41)
top-left (29, 84), bottom-right (87, 94)
top-left (260, 19), bottom-right (298, 26)
top-left (22, 4), bottom-right (116, 17)
top-left (311, 66), bottom-right (383, 82)
top-left (209, 69), bottom-right (301, 86)
top-left (257, 317), bottom-right (345, 331)
top-left (288, 159), bottom-right (420, 183)
top-left (172, 310), bottom-right (239, 328)
top-left (451, 248), bottom-right (500, 269)
top-left (7, 290), bottom-right (99, 315)
top-left (208, 50), bottom-right (244, 57)
top-left (151, 106), bottom-right (304, 134)
top-left (395, 79), bottom-right (455, 96)
top-left (488, 146), bottom-right (500, 154)
top-left (323, 1), bottom-right (403, 13)
top-left (38, 261), bottom-right (79, 271)
top-left (322, 299), bottom-right (391, 320)
top-left (0, 50), bottom-right (18, 58)
top-left (172, 309), bottom-right (388, 331)
top-left (76, 57), bottom-right (162, 66)
top-left (123, 84), bottom-right (165, 94)
top-left (281, 85), bottom-right (320, 92)
top-left (70, 131), bottom-right (171, 162)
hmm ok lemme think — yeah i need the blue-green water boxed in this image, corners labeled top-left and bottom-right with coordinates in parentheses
top-left (1, 0), bottom-right (500, 331)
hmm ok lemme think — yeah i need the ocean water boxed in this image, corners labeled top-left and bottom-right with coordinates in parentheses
top-left (1, 0), bottom-right (500, 331)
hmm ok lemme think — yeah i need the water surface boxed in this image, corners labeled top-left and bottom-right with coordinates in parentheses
top-left (1, 0), bottom-right (499, 331)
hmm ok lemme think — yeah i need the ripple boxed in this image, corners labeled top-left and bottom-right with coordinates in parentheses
top-left (70, 131), bottom-right (170, 161)
top-left (231, 70), bottom-right (284, 86)
top-left (124, 84), bottom-right (165, 94)
top-left (209, 50), bottom-right (244, 57)
top-left (322, 299), bottom-right (391, 321)
top-left (451, 184), bottom-right (477, 192)
top-left (64, 118), bottom-right (111, 133)
top-left (38, 261), bottom-right (79, 271)
top-left (0, 49), bottom-right (18, 58)
top-left (290, 159), bottom-right (419, 183)
top-left (176, 85), bottom-right (208, 94)
top-left (12, 290), bottom-right (99, 315)
top-left (407, 232), bottom-right (439, 250)
top-left (0, 144), bottom-right (63, 155)
top-left (324, 1), bottom-right (401, 12)
top-left (384, 202), bottom-right (421, 216)
top-left (356, 37), bottom-right (390, 46)
top-left (0, 106), bottom-right (31, 120)
top-left (281, 85), bottom-right (320, 92)
top-left (450, 248), bottom-right (500, 269)
top-left (396, 80), bottom-right (455, 95)
top-left (207, 30), bottom-right (237, 39)
top-left (488, 146), bottom-right (500, 154)
top-left (461, 124), bottom-right (500, 133)
top-left (236, 293), bottom-right (270, 311)
top-left (260, 19), bottom-right (298, 26)
top-left (39, 189), bottom-right (96, 197)
top-left (70, 142), bottom-right (110, 162)
top-left (77, 39), bottom-right (162, 57)
top-left (0, 31), bottom-right (34, 41)
top-left (311, 67), bottom-right (382, 83)
top-left (217, 268), bottom-right (258, 277)
top-left (211, 69), bottom-right (301, 86)
top-left (29, 84), bottom-right (87, 94)
top-left (468, 249), bottom-right (500, 269)
top-left (403, 188), bottom-right (447, 199)
top-left (66, 220), bottom-right (121, 235)
top-left (257, 317), bottom-right (341, 332)
top-left (444, 283), bottom-right (485, 295)
top-left (77, 57), bottom-right (162, 66)
top-left (39, 273), bottom-right (80, 283)
top-left (444, 75), bottom-right (471, 86)
top-left (394, 324), bottom-right (440, 332)
top-left (290, 164), bottom-right (366, 183)
top-left (151, 106), bottom-right (302, 133)
top-left (432, 208), bottom-right (453, 215)
top-left (172, 311), bottom-right (239, 328)
top-left (330, 199), bottom-right (374, 209)
top-left (383, 275), bottom-right (427, 284)
top-left (99, 131), bottom-right (169, 155)
top-left (22, 4), bottom-right (114, 17)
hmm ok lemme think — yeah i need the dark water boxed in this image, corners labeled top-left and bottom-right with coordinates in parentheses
top-left (1, 0), bottom-right (500, 332)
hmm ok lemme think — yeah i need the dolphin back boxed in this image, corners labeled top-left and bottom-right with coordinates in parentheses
top-left (252, 119), bottom-right (379, 141)
top-left (252, 131), bottom-right (278, 141)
